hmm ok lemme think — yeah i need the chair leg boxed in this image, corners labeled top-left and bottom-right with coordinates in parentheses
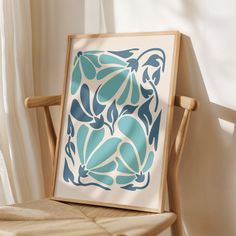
top-left (168, 109), bottom-right (192, 236)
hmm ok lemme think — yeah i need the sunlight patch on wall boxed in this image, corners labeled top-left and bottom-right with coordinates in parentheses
top-left (218, 118), bottom-right (235, 136)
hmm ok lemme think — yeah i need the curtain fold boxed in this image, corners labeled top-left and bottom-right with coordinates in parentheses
top-left (0, 0), bottom-right (44, 205)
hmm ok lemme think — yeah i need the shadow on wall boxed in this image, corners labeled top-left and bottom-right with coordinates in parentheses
top-left (176, 35), bottom-right (236, 236)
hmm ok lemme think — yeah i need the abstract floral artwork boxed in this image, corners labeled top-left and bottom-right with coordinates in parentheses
top-left (53, 32), bottom-right (180, 212)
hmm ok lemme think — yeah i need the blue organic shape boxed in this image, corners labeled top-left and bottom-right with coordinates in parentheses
top-left (131, 73), bottom-right (139, 104)
top-left (93, 86), bottom-right (106, 116)
top-left (79, 165), bottom-right (88, 178)
top-left (107, 100), bottom-right (118, 129)
top-left (65, 138), bottom-right (75, 165)
top-left (135, 173), bottom-right (145, 183)
top-left (108, 48), bottom-right (139, 58)
top-left (127, 58), bottom-right (139, 72)
top-left (90, 115), bottom-right (104, 129)
top-left (149, 110), bottom-right (162, 150)
top-left (142, 67), bottom-right (150, 83)
top-left (140, 85), bottom-right (153, 99)
top-left (70, 99), bottom-right (93, 122)
top-left (152, 68), bottom-right (161, 85)
top-left (143, 54), bottom-right (161, 67)
top-left (80, 84), bottom-right (92, 116)
top-left (138, 97), bottom-right (153, 134)
top-left (121, 172), bottom-right (150, 191)
top-left (67, 115), bottom-right (74, 137)
top-left (120, 104), bottom-right (138, 116)
top-left (63, 159), bottom-right (74, 182)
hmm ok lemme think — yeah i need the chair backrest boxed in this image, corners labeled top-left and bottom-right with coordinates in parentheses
top-left (25, 93), bottom-right (198, 236)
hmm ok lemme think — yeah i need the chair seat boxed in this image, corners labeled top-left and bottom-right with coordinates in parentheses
top-left (0, 199), bottom-right (176, 236)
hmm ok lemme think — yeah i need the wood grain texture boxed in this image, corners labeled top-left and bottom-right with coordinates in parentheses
top-left (43, 106), bottom-right (57, 163)
top-left (168, 109), bottom-right (192, 236)
top-left (0, 199), bottom-right (176, 236)
top-left (25, 95), bottom-right (61, 108)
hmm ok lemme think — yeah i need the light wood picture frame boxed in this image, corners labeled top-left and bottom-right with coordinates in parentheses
top-left (52, 31), bottom-right (180, 213)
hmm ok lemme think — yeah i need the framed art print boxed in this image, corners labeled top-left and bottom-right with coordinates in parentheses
top-left (52, 31), bottom-right (180, 212)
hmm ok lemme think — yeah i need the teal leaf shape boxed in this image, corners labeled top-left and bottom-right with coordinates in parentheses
top-left (81, 56), bottom-right (96, 80)
top-left (116, 175), bottom-right (136, 185)
top-left (84, 54), bottom-right (101, 68)
top-left (117, 79), bottom-right (130, 105)
top-left (120, 143), bottom-right (139, 173)
top-left (97, 66), bottom-right (123, 80)
top-left (98, 69), bottom-right (129, 103)
top-left (86, 137), bottom-right (121, 169)
top-left (77, 125), bottom-right (89, 165)
top-left (142, 151), bottom-right (154, 173)
top-left (91, 161), bottom-right (116, 173)
top-left (71, 60), bottom-right (81, 95)
top-left (85, 128), bottom-right (105, 162)
top-left (88, 172), bottom-right (113, 186)
top-left (118, 116), bottom-right (146, 165)
top-left (84, 51), bottom-right (103, 54)
top-left (115, 157), bottom-right (134, 174)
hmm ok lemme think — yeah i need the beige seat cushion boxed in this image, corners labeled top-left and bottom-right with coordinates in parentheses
top-left (0, 199), bottom-right (176, 236)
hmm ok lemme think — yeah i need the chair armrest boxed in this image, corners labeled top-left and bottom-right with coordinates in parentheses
top-left (174, 95), bottom-right (198, 111)
top-left (25, 95), bottom-right (198, 110)
top-left (25, 95), bottom-right (62, 108)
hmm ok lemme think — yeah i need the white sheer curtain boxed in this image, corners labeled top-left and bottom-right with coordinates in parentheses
top-left (0, 0), bottom-right (44, 205)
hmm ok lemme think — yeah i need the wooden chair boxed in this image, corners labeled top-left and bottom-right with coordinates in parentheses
top-left (21, 94), bottom-right (198, 236)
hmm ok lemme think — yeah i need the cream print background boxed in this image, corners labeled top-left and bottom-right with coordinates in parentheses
top-left (54, 34), bottom-right (177, 212)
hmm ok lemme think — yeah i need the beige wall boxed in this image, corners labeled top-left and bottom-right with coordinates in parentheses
top-left (31, 0), bottom-right (236, 235)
